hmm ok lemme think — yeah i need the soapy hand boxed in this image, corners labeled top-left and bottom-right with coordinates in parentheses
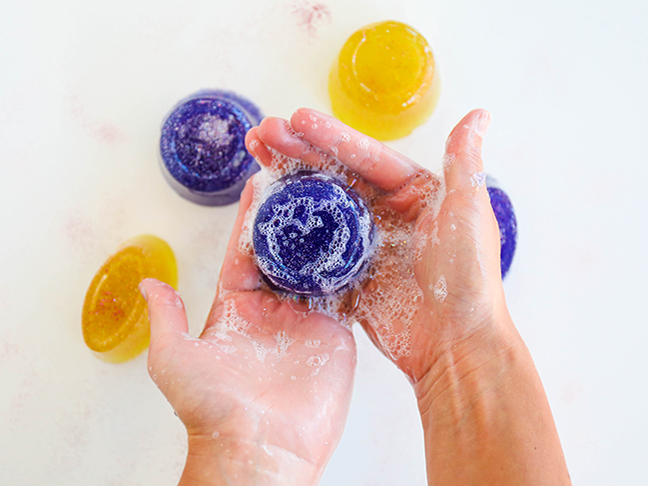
top-left (246, 108), bottom-right (505, 385)
top-left (139, 184), bottom-right (356, 485)
top-left (247, 109), bottom-right (571, 486)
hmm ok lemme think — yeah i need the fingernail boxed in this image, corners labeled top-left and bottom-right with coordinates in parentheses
top-left (473, 110), bottom-right (491, 137)
top-left (138, 281), bottom-right (148, 302)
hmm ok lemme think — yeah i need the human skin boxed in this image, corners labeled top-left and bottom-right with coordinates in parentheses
top-left (139, 180), bottom-right (357, 485)
top-left (247, 108), bottom-right (572, 485)
top-left (141, 108), bottom-right (571, 485)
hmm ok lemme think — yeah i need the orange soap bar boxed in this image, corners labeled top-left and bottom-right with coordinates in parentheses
top-left (82, 235), bottom-right (177, 363)
top-left (329, 20), bottom-right (440, 141)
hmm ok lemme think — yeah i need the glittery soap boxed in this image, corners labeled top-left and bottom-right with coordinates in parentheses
top-left (486, 178), bottom-right (517, 278)
top-left (253, 172), bottom-right (374, 296)
top-left (160, 90), bottom-right (263, 206)
top-left (82, 235), bottom-right (177, 363)
top-left (329, 20), bottom-right (440, 141)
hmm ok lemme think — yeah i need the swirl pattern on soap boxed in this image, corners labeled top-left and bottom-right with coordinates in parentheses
top-left (253, 172), bottom-right (374, 296)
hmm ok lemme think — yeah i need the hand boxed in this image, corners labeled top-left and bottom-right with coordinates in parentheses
top-left (247, 108), bottom-right (571, 485)
top-left (246, 108), bottom-right (505, 385)
top-left (140, 182), bottom-right (356, 486)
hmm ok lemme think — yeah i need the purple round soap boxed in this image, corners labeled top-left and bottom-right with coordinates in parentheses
top-left (253, 171), bottom-right (374, 296)
top-left (486, 177), bottom-right (517, 279)
top-left (160, 90), bottom-right (262, 206)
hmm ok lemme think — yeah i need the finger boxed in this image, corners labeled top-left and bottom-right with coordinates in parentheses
top-left (216, 178), bottom-right (260, 294)
top-left (139, 278), bottom-right (188, 344)
top-left (443, 109), bottom-right (491, 194)
top-left (290, 108), bottom-right (422, 191)
top-left (442, 109), bottom-right (503, 281)
top-left (245, 127), bottom-right (275, 168)
top-left (256, 116), bottom-right (328, 167)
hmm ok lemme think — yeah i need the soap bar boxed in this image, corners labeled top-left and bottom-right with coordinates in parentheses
top-left (486, 178), bottom-right (517, 278)
top-left (160, 90), bottom-right (262, 206)
top-left (253, 172), bottom-right (374, 296)
top-left (329, 20), bottom-right (440, 141)
top-left (82, 235), bottom-right (177, 363)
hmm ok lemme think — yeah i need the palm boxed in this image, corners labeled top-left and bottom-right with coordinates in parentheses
top-left (248, 108), bottom-right (501, 384)
top-left (142, 178), bottom-right (357, 469)
top-left (148, 289), bottom-right (355, 465)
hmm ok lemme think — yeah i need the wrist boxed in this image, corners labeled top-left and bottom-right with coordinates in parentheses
top-left (413, 311), bottom-right (524, 418)
top-left (412, 312), bottom-right (572, 485)
top-left (179, 433), bottom-right (323, 486)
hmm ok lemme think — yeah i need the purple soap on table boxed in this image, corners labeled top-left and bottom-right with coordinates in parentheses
top-left (253, 171), bottom-right (374, 296)
top-left (160, 90), bottom-right (263, 206)
top-left (486, 176), bottom-right (517, 279)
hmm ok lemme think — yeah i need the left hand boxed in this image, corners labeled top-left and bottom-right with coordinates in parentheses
top-left (140, 180), bottom-right (356, 485)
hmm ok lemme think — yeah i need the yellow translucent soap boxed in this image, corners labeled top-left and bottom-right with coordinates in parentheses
top-left (82, 235), bottom-right (177, 363)
top-left (329, 20), bottom-right (440, 141)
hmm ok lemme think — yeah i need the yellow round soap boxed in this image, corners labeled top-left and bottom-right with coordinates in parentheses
top-left (329, 20), bottom-right (440, 141)
top-left (81, 235), bottom-right (177, 363)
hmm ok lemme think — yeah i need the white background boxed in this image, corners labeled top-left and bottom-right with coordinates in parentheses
top-left (1, 0), bottom-right (647, 484)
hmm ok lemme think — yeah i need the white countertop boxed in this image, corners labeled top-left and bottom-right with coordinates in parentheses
top-left (1, 0), bottom-right (647, 484)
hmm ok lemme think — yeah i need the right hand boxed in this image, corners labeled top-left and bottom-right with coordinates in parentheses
top-left (246, 108), bottom-right (512, 386)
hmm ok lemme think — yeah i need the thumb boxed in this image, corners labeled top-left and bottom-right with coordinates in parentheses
top-left (139, 278), bottom-right (189, 345)
top-left (441, 110), bottom-right (504, 286)
top-left (443, 109), bottom-right (491, 194)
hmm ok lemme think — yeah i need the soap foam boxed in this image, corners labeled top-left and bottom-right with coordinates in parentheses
top-left (351, 169), bottom-right (445, 359)
top-left (442, 153), bottom-right (455, 172)
top-left (432, 275), bottom-right (448, 303)
top-left (208, 299), bottom-right (301, 364)
top-left (353, 221), bottom-right (424, 359)
top-left (208, 299), bottom-right (251, 354)
top-left (471, 171), bottom-right (486, 188)
top-left (306, 353), bottom-right (330, 367)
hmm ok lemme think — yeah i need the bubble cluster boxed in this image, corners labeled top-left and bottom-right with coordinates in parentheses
top-left (210, 299), bottom-right (251, 341)
top-left (354, 222), bottom-right (426, 360)
top-left (471, 171), bottom-right (486, 188)
top-left (208, 300), bottom-right (300, 363)
top-left (306, 354), bottom-right (330, 367)
top-left (432, 275), bottom-right (448, 303)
